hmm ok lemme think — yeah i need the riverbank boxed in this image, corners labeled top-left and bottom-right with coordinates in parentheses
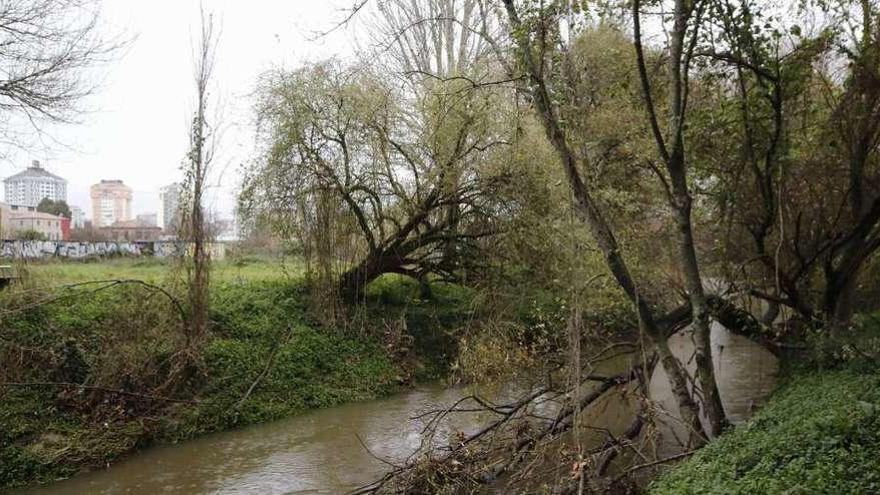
top-left (651, 328), bottom-right (880, 494)
top-left (11, 259), bottom-right (877, 494)
top-left (0, 267), bottom-right (471, 490)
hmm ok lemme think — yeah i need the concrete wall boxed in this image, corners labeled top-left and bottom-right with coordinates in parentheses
top-left (0, 240), bottom-right (226, 260)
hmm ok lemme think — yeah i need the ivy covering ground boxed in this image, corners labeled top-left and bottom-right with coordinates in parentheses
top-left (651, 367), bottom-right (880, 494)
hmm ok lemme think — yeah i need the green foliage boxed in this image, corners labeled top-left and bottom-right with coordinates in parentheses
top-left (0, 389), bottom-right (75, 486)
top-left (36, 198), bottom-right (71, 218)
top-left (0, 275), bottom-right (401, 489)
top-left (191, 333), bottom-right (395, 429)
top-left (651, 367), bottom-right (880, 494)
top-left (178, 280), bottom-right (398, 433)
top-left (803, 312), bottom-right (880, 372)
top-left (359, 274), bottom-right (475, 380)
top-left (0, 387), bottom-right (147, 487)
top-left (17, 229), bottom-right (47, 241)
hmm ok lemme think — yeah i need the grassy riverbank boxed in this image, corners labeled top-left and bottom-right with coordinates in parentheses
top-left (651, 324), bottom-right (880, 494)
top-left (0, 261), bottom-right (471, 489)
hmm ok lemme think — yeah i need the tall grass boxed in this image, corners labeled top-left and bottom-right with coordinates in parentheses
top-left (16, 257), bottom-right (304, 285)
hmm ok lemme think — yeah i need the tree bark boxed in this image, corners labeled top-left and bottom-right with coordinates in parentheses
top-left (338, 246), bottom-right (419, 302)
top-left (338, 252), bottom-right (394, 302)
top-left (671, 197), bottom-right (726, 436)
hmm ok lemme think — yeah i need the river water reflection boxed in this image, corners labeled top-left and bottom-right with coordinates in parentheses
top-left (15, 324), bottom-right (778, 494)
top-left (649, 322), bottom-right (780, 455)
top-left (15, 382), bottom-right (536, 495)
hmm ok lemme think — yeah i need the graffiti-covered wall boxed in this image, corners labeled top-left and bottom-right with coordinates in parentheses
top-left (0, 240), bottom-right (226, 260)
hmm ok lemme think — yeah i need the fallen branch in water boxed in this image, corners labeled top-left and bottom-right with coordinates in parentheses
top-left (553, 412), bottom-right (648, 495)
top-left (611, 449), bottom-right (697, 482)
top-left (356, 433), bottom-right (404, 470)
top-left (350, 355), bottom-right (656, 495)
top-left (349, 385), bottom-right (550, 495)
top-left (493, 360), bottom-right (652, 482)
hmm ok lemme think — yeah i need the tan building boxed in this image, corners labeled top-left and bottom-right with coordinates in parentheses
top-left (90, 180), bottom-right (132, 227)
top-left (100, 219), bottom-right (162, 242)
top-left (0, 202), bottom-right (65, 240)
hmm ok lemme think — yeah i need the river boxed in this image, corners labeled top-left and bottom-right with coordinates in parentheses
top-left (14, 323), bottom-right (778, 495)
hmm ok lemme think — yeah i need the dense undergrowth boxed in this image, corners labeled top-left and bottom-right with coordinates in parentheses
top-left (0, 268), bottom-right (472, 489)
top-left (651, 315), bottom-right (880, 495)
top-left (0, 256), bottom-right (635, 491)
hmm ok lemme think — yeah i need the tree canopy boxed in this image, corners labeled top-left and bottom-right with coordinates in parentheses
top-left (36, 198), bottom-right (71, 218)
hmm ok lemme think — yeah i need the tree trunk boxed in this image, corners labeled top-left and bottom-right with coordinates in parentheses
top-left (656, 338), bottom-right (707, 448)
top-left (833, 276), bottom-right (857, 324)
top-left (338, 249), bottom-right (411, 302)
top-left (825, 269), bottom-right (859, 325)
top-left (671, 197), bottom-right (726, 437)
top-left (338, 256), bottom-right (384, 302)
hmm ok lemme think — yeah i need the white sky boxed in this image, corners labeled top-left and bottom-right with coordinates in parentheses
top-left (0, 0), bottom-right (362, 219)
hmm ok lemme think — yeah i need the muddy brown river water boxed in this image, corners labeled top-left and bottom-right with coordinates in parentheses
top-left (14, 323), bottom-right (778, 495)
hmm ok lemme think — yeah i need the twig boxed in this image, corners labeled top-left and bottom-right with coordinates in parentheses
top-left (612, 450), bottom-right (697, 481)
top-left (0, 278), bottom-right (187, 322)
top-left (234, 327), bottom-right (293, 409)
top-left (1, 381), bottom-right (199, 404)
top-left (355, 433), bottom-right (403, 469)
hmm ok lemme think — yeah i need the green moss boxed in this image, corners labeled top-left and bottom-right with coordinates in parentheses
top-left (650, 368), bottom-right (880, 495)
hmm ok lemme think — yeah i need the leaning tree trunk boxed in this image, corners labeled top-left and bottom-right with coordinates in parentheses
top-left (671, 191), bottom-right (727, 437)
top-left (630, 0), bottom-right (727, 437)
top-left (655, 337), bottom-right (706, 447)
top-left (833, 276), bottom-right (858, 324)
top-left (823, 216), bottom-right (879, 325)
top-left (338, 249), bottom-right (407, 302)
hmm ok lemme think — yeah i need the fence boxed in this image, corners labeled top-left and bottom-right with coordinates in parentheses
top-left (0, 240), bottom-right (226, 260)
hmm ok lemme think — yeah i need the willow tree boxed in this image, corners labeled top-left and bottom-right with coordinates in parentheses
top-left (241, 60), bottom-right (513, 300)
top-left (370, 0), bottom-right (507, 78)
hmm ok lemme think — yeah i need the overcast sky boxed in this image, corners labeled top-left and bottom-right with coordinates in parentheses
top-left (0, 0), bottom-right (362, 219)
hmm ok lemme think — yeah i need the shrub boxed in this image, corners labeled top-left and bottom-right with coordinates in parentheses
top-left (0, 277), bottom-right (402, 488)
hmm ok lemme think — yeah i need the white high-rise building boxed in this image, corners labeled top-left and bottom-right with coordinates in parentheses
top-left (70, 206), bottom-right (85, 229)
top-left (158, 182), bottom-right (181, 232)
top-left (3, 160), bottom-right (67, 207)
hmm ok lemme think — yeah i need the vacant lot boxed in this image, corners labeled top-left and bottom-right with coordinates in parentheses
top-left (14, 257), bottom-right (303, 285)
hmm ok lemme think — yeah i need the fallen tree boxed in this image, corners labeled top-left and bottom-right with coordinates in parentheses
top-left (350, 353), bottom-right (658, 494)
top-left (241, 60), bottom-right (514, 301)
top-left (349, 287), bottom-right (788, 494)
